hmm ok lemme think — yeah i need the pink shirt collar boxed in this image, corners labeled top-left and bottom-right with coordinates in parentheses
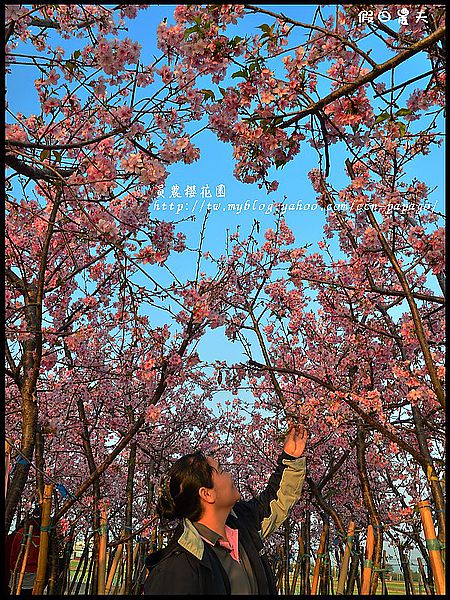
top-left (197, 524), bottom-right (240, 563)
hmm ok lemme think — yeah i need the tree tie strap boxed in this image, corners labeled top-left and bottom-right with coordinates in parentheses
top-left (364, 559), bottom-right (374, 568)
top-left (372, 567), bottom-right (390, 573)
top-left (40, 525), bottom-right (52, 532)
top-left (346, 535), bottom-right (354, 543)
top-left (426, 539), bottom-right (444, 551)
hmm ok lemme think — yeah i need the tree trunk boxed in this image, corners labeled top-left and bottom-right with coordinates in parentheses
top-left (284, 519), bottom-right (290, 595)
top-left (397, 542), bottom-right (413, 595)
top-left (76, 390), bottom-right (101, 593)
top-left (5, 387), bottom-right (38, 531)
top-left (124, 436), bottom-right (137, 594)
top-left (73, 533), bottom-right (91, 595)
top-left (47, 527), bottom-right (60, 595)
top-left (6, 195), bottom-right (61, 531)
top-left (346, 534), bottom-right (360, 595)
top-left (356, 426), bottom-right (383, 594)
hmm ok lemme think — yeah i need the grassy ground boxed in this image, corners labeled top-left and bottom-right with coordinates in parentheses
top-left (67, 559), bottom-right (424, 594)
top-left (283, 574), bottom-right (424, 595)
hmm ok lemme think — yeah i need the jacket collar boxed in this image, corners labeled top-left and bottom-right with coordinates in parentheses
top-left (178, 509), bottom-right (238, 561)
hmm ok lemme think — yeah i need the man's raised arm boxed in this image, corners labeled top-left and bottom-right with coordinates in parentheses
top-left (237, 425), bottom-right (308, 539)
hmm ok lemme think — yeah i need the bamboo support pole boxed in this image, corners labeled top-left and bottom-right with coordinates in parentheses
top-left (114, 555), bottom-right (125, 595)
top-left (133, 543), bottom-right (148, 595)
top-left (120, 547), bottom-right (137, 597)
top-left (416, 500), bottom-right (445, 595)
top-left (105, 543), bottom-right (123, 594)
top-left (311, 521), bottom-right (328, 595)
top-left (10, 519), bottom-right (28, 594)
top-left (132, 542), bottom-right (144, 594)
top-left (417, 557), bottom-right (432, 595)
top-left (15, 524), bottom-right (34, 595)
top-left (32, 483), bottom-right (53, 595)
top-left (97, 506), bottom-right (108, 594)
top-left (361, 524), bottom-right (375, 594)
top-left (336, 520), bottom-right (355, 595)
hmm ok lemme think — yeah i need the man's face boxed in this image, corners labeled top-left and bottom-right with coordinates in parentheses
top-left (206, 457), bottom-right (241, 508)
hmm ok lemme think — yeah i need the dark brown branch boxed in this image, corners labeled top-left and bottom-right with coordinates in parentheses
top-left (5, 154), bottom-right (76, 182)
top-left (278, 25), bottom-right (445, 128)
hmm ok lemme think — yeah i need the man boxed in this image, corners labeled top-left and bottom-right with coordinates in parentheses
top-left (144, 424), bottom-right (307, 594)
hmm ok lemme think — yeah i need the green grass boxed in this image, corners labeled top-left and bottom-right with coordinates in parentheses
top-left (284, 574), bottom-right (425, 595)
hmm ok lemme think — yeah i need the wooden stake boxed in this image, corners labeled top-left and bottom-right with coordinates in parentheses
top-left (120, 546), bottom-right (137, 596)
top-left (15, 524), bottom-right (34, 595)
top-left (336, 520), bottom-right (355, 595)
top-left (10, 517), bottom-right (28, 594)
top-left (114, 555), bottom-right (125, 595)
top-left (97, 506), bottom-right (108, 594)
top-left (33, 483), bottom-right (53, 594)
top-left (360, 524), bottom-right (374, 594)
top-left (416, 500), bottom-right (445, 595)
top-left (311, 520), bottom-right (329, 595)
top-left (105, 543), bottom-right (123, 594)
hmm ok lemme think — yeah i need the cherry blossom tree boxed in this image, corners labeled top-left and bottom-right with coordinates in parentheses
top-left (5, 4), bottom-right (445, 594)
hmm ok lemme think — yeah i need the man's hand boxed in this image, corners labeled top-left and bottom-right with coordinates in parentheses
top-left (283, 424), bottom-right (308, 458)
